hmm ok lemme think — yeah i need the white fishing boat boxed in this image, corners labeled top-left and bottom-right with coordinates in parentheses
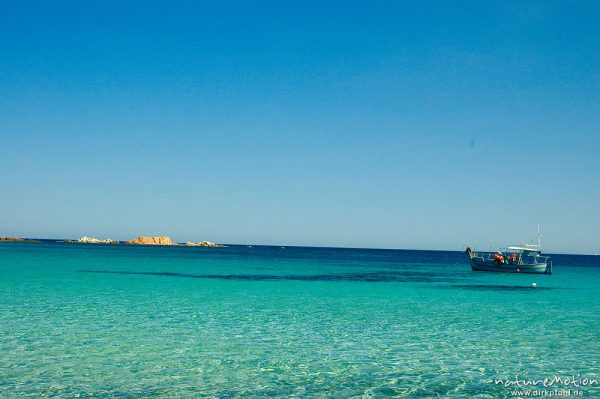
top-left (465, 227), bottom-right (552, 275)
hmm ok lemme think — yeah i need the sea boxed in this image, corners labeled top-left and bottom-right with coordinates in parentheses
top-left (1, 241), bottom-right (599, 398)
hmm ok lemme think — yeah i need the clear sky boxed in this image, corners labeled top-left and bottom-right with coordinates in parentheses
top-left (1, 1), bottom-right (598, 253)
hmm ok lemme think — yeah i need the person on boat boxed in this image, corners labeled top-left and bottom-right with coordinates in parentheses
top-left (494, 252), bottom-right (504, 265)
top-left (465, 247), bottom-right (473, 258)
top-left (509, 253), bottom-right (517, 264)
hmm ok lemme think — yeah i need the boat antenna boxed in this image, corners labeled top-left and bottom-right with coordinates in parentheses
top-left (488, 238), bottom-right (493, 253)
top-left (537, 223), bottom-right (542, 247)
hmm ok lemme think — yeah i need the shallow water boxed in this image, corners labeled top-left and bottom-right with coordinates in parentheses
top-left (1, 242), bottom-right (599, 398)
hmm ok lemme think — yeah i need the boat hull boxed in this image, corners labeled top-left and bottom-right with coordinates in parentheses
top-left (470, 257), bottom-right (549, 274)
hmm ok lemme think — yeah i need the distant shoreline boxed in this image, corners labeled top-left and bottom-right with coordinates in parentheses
top-left (0, 235), bottom-right (224, 248)
top-left (0, 237), bottom-right (40, 243)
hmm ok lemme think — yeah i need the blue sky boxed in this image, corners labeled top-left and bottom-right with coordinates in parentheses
top-left (1, 1), bottom-right (598, 253)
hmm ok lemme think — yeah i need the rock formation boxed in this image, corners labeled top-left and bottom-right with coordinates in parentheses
top-left (184, 241), bottom-right (224, 247)
top-left (76, 236), bottom-right (118, 244)
top-left (126, 236), bottom-right (174, 245)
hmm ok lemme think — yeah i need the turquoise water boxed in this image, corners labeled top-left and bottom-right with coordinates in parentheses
top-left (1, 242), bottom-right (599, 398)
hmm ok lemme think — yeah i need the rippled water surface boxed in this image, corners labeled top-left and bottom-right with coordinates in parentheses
top-left (1, 242), bottom-right (599, 398)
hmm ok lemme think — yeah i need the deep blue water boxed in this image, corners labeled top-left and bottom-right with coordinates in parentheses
top-left (1, 242), bottom-right (599, 398)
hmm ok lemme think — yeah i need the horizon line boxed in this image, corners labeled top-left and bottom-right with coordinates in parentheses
top-left (4, 236), bottom-right (598, 256)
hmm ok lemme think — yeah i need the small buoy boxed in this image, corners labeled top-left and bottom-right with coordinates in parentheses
top-left (532, 283), bottom-right (537, 287)
top-left (516, 268), bottom-right (520, 273)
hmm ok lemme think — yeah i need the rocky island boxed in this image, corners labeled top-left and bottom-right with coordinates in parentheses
top-left (76, 236), bottom-right (118, 244)
top-left (125, 236), bottom-right (175, 245)
top-left (124, 236), bottom-right (224, 247)
top-left (0, 236), bottom-right (40, 242)
top-left (184, 241), bottom-right (224, 247)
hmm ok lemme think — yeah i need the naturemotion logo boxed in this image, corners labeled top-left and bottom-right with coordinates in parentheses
top-left (494, 375), bottom-right (598, 389)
